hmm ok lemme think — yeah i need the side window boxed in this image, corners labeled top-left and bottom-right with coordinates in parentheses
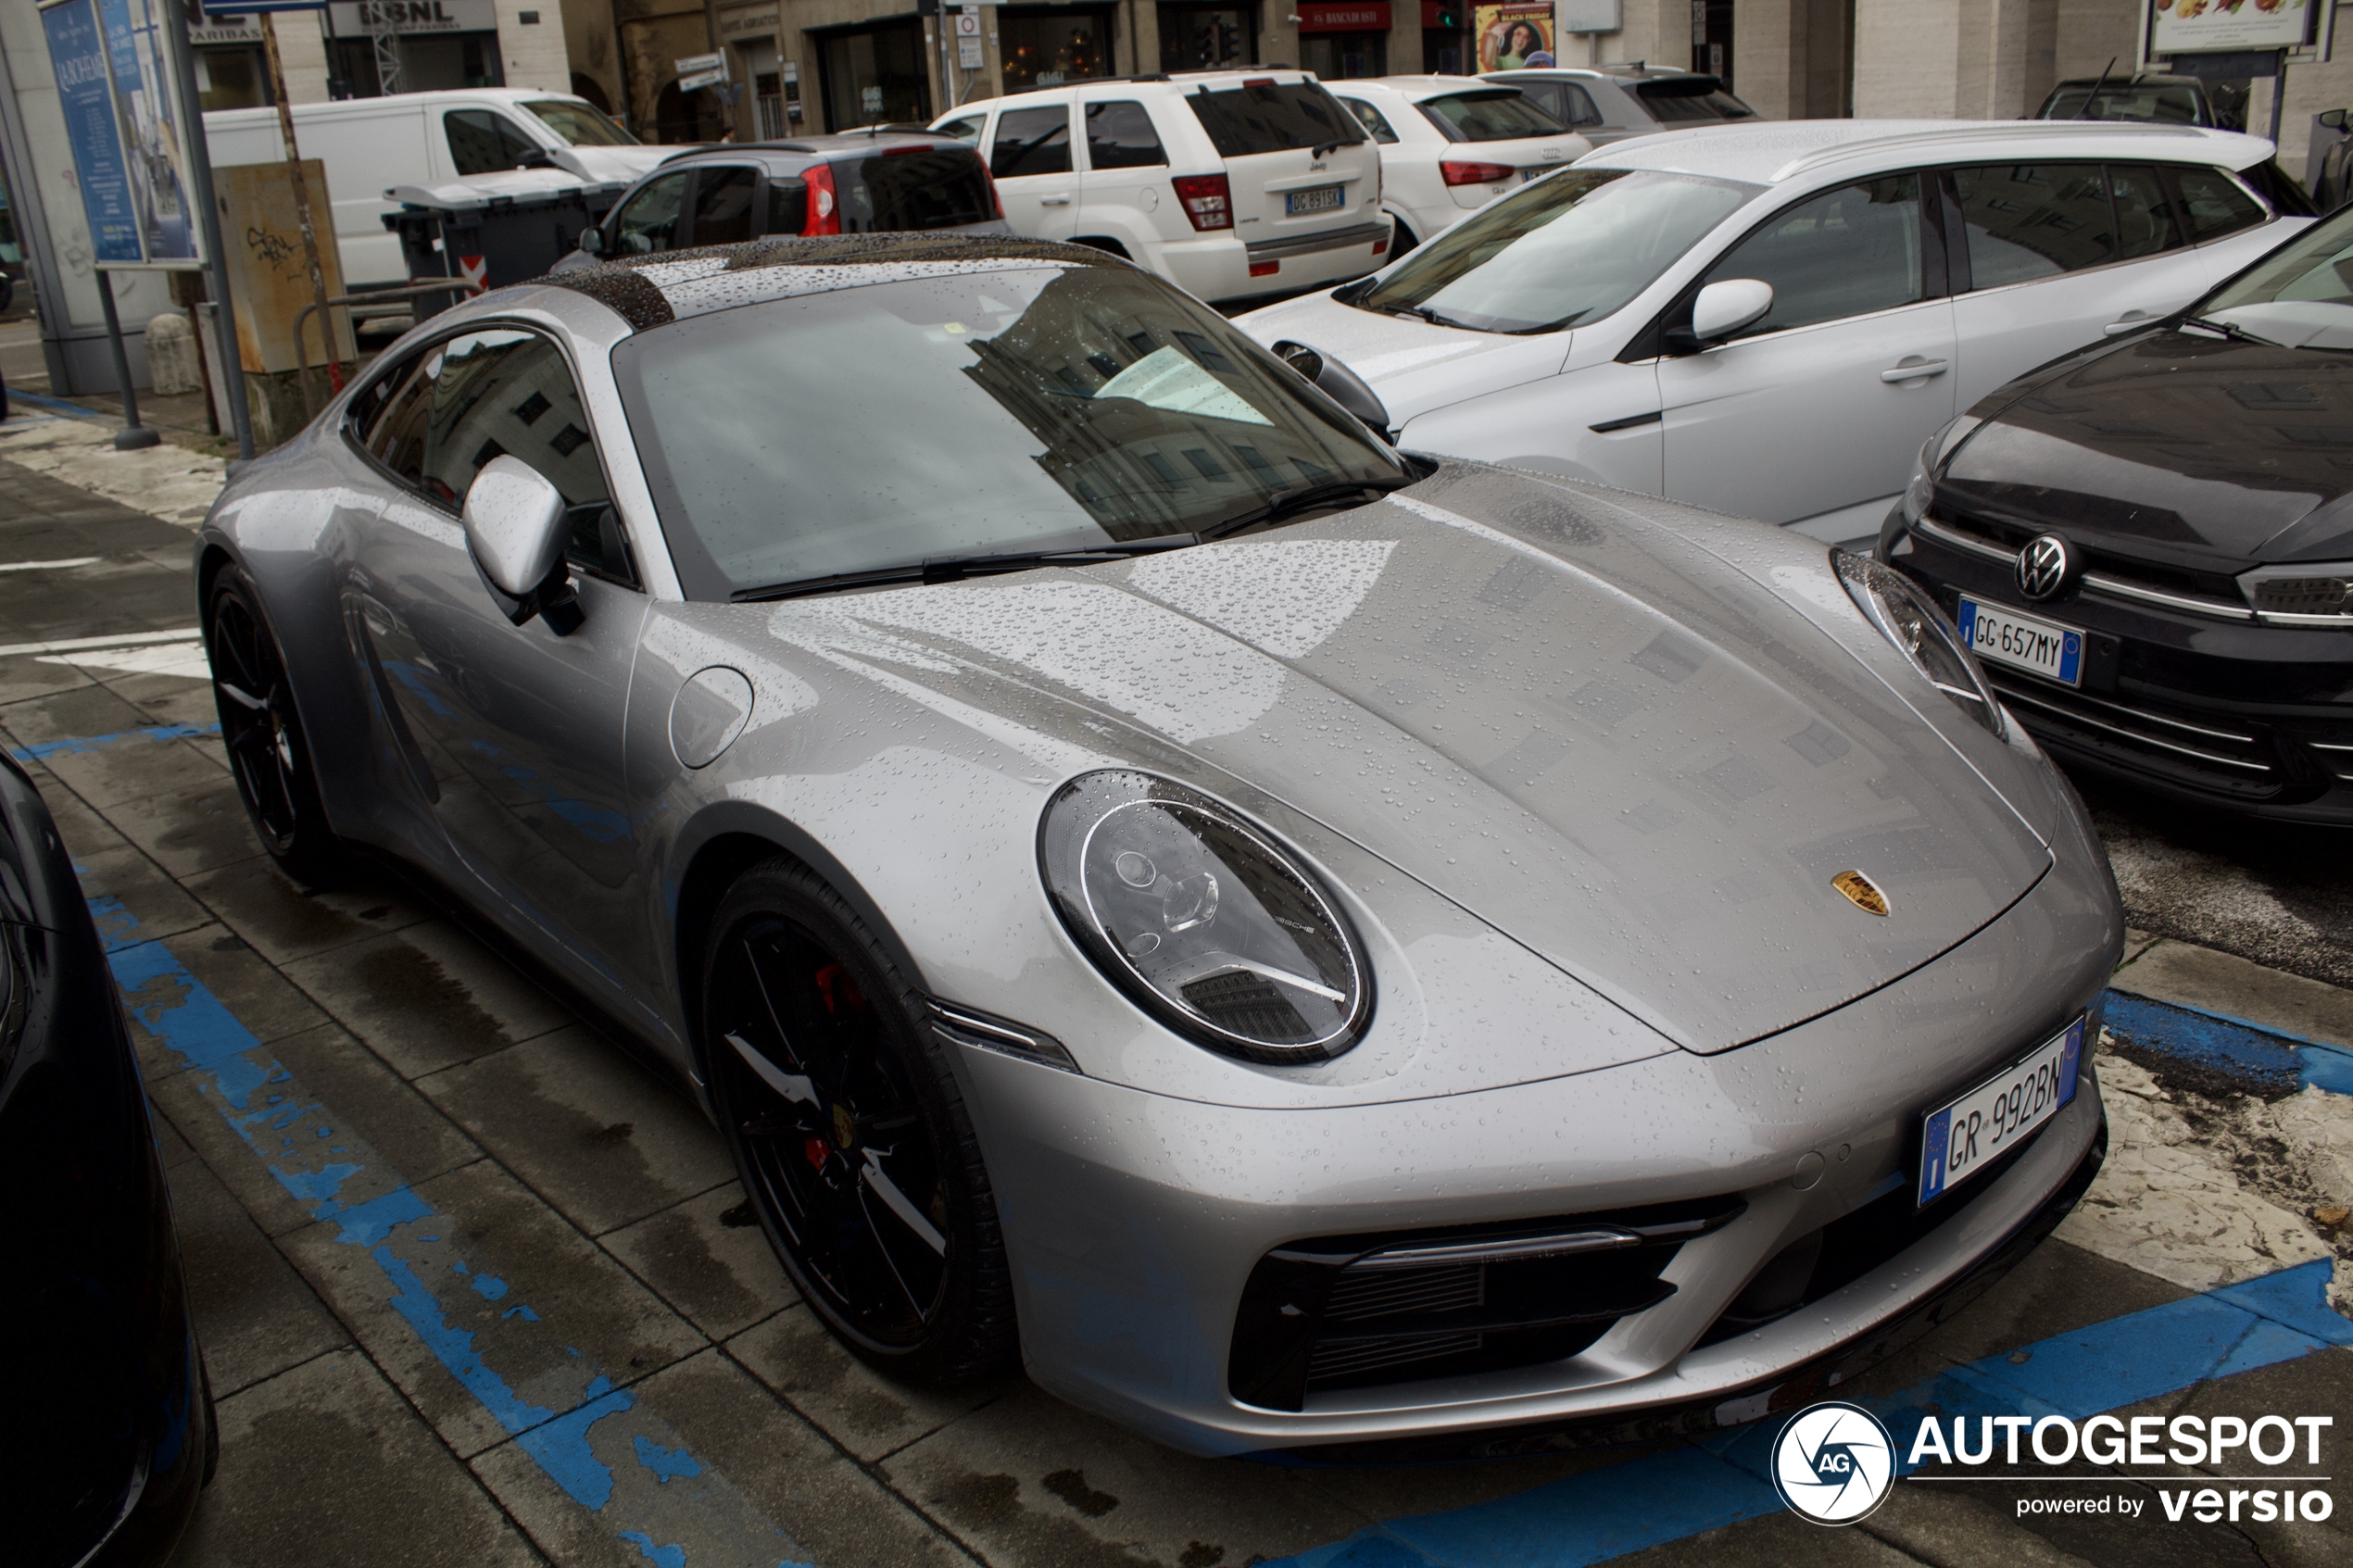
top-left (2108, 165), bottom-right (2183, 260)
top-left (2170, 166), bottom-right (2267, 243)
top-left (936, 114), bottom-right (986, 145)
top-left (1558, 83), bottom-right (1604, 126)
top-left (369, 355), bottom-right (437, 483)
top-left (1702, 175), bottom-right (1924, 337)
top-left (1086, 101), bottom-right (1169, 168)
top-left (1340, 97), bottom-right (1398, 144)
top-left (1953, 163), bottom-right (2115, 287)
top-left (346, 357), bottom-right (410, 445)
top-left (614, 171), bottom-right (690, 254)
top-left (766, 177), bottom-right (809, 237)
top-left (992, 105), bottom-right (1073, 178)
top-left (690, 166), bottom-right (759, 246)
top-left (446, 109), bottom-right (541, 176)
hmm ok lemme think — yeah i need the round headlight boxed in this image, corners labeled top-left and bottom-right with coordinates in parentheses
top-left (1038, 771), bottom-right (1371, 1064)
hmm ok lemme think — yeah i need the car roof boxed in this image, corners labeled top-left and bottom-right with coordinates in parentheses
top-left (961, 69), bottom-right (1319, 113)
top-left (1338, 76), bottom-right (1530, 102)
top-left (658, 132), bottom-right (964, 168)
top-left (542, 233), bottom-right (1126, 331)
top-left (1585, 118), bottom-right (2277, 184)
top-left (1486, 67), bottom-right (1716, 83)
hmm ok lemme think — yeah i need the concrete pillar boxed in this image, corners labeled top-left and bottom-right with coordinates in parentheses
top-left (276, 10), bottom-right (334, 105)
top-left (2251, 9), bottom-right (2353, 174)
top-left (562, 0), bottom-right (628, 112)
top-left (1853, 0), bottom-right (2053, 120)
top-left (1734, 0), bottom-right (1806, 120)
top-left (2054, 0), bottom-right (2136, 82)
top-left (497, 0), bottom-right (574, 92)
top-left (1597, 0), bottom-right (1692, 76)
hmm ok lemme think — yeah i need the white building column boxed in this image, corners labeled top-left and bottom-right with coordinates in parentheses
top-left (1853, 0), bottom-right (2057, 120)
top-left (496, 0), bottom-right (573, 93)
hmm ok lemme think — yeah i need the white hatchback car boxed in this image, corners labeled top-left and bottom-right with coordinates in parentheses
top-left (1239, 120), bottom-right (2315, 546)
top-left (1327, 77), bottom-right (1592, 254)
top-left (931, 71), bottom-right (1390, 304)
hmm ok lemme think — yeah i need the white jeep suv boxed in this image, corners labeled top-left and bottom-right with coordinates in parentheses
top-left (932, 71), bottom-right (1390, 305)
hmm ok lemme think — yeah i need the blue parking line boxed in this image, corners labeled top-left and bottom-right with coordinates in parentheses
top-left (1275, 1261), bottom-right (2349, 1567)
top-left (2106, 988), bottom-right (2353, 1096)
top-left (3, 388), bottom-right (106, 420)
top-left (7, 721), bottom-right (220, 762)
top-left (105, 905), bottom-right (817, 1568)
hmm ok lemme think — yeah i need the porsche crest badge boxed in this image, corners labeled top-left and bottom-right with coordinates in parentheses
top-left (1831, 870), bottom-right (1890, 916)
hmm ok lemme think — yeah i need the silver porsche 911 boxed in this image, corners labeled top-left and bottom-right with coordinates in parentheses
top-left (196, 234), bottom-right (2119, 1459)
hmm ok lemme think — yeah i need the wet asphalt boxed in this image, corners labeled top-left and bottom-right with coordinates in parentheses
top-left (1, 436), bottom-right (2347, 1568)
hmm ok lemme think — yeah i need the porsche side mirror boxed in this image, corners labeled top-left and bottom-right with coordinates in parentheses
top-left (461, 457), bottom-right (584, 635)
top-left (1271, 339), bottom-right (1394, 440)
top-left (1665, 277), bottom-right (1775, 355)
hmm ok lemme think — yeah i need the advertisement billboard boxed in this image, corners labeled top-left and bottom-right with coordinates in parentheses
top-left (38, 0), bottom-right (203, 269)
top-left (2150, 0), bottom-right (2314, 55)
top-left (1476, 1), bottom-right (1556, 70)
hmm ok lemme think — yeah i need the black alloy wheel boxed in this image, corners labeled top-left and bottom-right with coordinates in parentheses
top-left (207, 569), bottom-right (346, 887)
top-left (702, 860), bottom-right (1015, 1385)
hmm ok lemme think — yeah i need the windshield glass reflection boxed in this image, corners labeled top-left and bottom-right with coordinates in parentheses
top-left (612, 264), bottom-right (1405, 598)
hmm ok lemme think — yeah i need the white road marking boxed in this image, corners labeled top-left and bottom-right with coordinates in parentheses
top-left (0, 556), bottom-right (100, 571)
top-left (0, 626), bottom-right (202, 658)
top-left (35, 639), bottom-right (211, 679)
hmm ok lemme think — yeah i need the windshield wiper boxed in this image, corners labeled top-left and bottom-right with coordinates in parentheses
top-left (2181, 314), bottom-right (2277, 346)
top-left (730, 535), bottom-right (1201, 602)
top-left (1200, 477), bottom-right (1414, 542)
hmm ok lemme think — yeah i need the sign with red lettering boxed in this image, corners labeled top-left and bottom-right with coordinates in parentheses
top-left (1297, 2), bottom-right (1392, 31)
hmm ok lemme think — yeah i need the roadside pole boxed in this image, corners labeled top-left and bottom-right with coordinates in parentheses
top-left (166, 0), bottom-right (253, 461)
top-left (258, 12), bottom-right (338, 410)
top-left (95, 270), bottom-right (159, 447)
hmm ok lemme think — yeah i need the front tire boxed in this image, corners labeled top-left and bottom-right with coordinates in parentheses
top-left (701, 859), bottom-right (1015, 1386)
top-left (207, 567), bottom-right (346, 888)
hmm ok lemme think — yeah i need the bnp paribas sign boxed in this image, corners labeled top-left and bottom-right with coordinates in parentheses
top-left (326, 0), bottom-right (499, 34)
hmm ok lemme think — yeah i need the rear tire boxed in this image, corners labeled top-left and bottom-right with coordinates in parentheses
top-left (701, 859), bottom-right (1016, 1386)
top-left (1389, 219), bottom-right (1419, 258)
top-left (207, 566), bottom-right (347, 889)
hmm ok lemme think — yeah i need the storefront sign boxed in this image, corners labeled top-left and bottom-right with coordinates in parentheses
top-left (188, 14), bottom-right (265, 43)
top-left (1297, 2), bottom-right (1390, 29)
top-left (324, 0), bottom-right (497, 36)
top-left (2150, 0), bottom-right (2313, 54)
top-left (1557, 0), bottom-right (1619, 31)
top-left (1475, 0), bottom-right (1555, 69)
top-left (717, 2), bottom-right (779, 40)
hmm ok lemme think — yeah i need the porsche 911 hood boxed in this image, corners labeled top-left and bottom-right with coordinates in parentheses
top-left (769, 465), bottom-right (2051, 1053)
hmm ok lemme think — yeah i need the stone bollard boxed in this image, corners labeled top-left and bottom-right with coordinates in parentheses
top-left (145, 311), bottom-right (203, 395)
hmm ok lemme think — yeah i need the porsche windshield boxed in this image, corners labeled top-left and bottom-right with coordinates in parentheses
top-left (612, 265), bottom-right (1407, 598)
top-left (1353, 167), bottom-right (1757, 333)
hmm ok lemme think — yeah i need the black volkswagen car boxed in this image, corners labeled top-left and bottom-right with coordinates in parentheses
top-left (1880, 203), bottom-right (2353, 822)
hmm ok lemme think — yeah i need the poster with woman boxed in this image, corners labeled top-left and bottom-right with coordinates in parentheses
top-left (1475, 2), bottom-right (1556, 70)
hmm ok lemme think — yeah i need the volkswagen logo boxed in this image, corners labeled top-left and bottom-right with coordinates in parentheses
top-left (2016, 534), bottom-right (2079, 602)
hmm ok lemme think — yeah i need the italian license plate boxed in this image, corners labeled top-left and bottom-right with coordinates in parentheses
top-left (1286, 184), bottom-right (1343, 216)
top-left (1956, 596), bottom-right (2082, 686)
top-left (1918, 1019), bottom-right (2083, 1206)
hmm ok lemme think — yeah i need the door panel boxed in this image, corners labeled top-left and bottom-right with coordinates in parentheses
top-left (347, 328), bottom-right (652, 993)
top-left (988, 104), bottom-right (1081, 241)
top-left (1661, 175), bottom-right (1957, 526)
top-left (1076, 96), bottom-right (1170, 247)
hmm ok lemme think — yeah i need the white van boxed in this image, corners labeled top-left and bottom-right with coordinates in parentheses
top-left (931, 71), bottom-right (1390, 306)
top-left (205, 89), bottom-right (681, 290)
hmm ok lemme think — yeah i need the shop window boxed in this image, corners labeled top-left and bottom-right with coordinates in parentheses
top-left (1160, 5), bottom-right (1255, 71)
top-left (1001, 8), bottom-right (1113, 94)
top-left (1300, 31), bottom-right (1387, 81)
top-left (194, 45), bottom-right (271, 111)
top-left (820, 21), bottom-right (930, 132)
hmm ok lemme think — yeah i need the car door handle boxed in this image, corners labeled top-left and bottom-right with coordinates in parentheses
top-left (2103, 310), bottom-right (2157, 335)
top-left (1880, 358), bottom-right (1949, 383)
top-left (1038, 194), bottom-right (1072, 206)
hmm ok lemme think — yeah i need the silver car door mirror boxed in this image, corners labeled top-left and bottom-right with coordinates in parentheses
top-left (1271, 339), bottom-right (1394, 441)
top-left (460, 456), bottom-right (585, 635)
top-left (1686, 278), bottom-right (1775, 345)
